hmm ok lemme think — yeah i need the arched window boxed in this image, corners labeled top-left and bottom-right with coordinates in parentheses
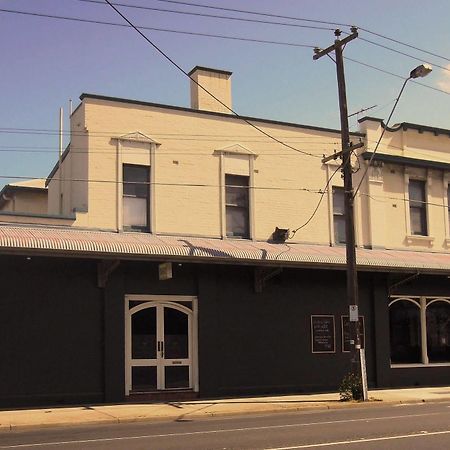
top-left (427, 301), bottom-right (450, 363)
top-left (389, 300), bottom-right (421, 364)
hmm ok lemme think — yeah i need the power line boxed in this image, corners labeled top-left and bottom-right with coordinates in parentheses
top-left (100, 0), bottom-right (325, 159)
top-left (78, 0), bottom-right (336, 31)
top-left (0, 174), bottom-right (327, 193)
top-left (344, 57), bottom-right (450, 96)
top-left (359, 27), bottom-right (450, 63)
top-left (0, 8), bottom-right (315, 48)
top-left (360, 192), bottom-right (449, 210)
top-left (80, 0), bottom-right (450, 72)
top-left (358, 37), bottom-right (450, 73)
top-left (79, 0), bottom-right (450, 63)
top-left (289, 164), bottom-right (342, 237)
top-left (0, 126), bottom-right (343, 141)
top-left (2, 7), bottom-right (447, 100)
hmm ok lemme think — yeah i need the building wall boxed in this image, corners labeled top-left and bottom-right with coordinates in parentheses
top-left (360, 119), bottom-right (450, 252)
top-left (63, 97), bottom-right (352, 243)
top-left (0, 256), bottom-right (103, 407)
top-left (0, 190), bottom-right (47, 215)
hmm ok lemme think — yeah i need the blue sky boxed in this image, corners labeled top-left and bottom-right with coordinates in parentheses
top-left (1, 0), bottom-right (450, 184)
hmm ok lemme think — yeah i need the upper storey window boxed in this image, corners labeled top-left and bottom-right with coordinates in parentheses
top-left (332, 186), bottom-right (346, 244)
top-left (123, 164), bottom-right (150, 232)
top-left (225, 174), bottom-right (249, 238)
top-left (409, 180), bottom-right (427, 236)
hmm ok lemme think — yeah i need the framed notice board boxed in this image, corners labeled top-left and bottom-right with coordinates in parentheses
top-left (341, 315), bottom-right (365, 352)
top-left (311, 315), bottom-right (335, 353)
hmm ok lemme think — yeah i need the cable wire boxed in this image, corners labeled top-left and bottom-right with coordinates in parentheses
top-left (353, 77), bottom-right (410, 198)
top-left (0, 8), bottom-right (316, 48)
top-left (289, 164), bottom-right (342, 238)
top-left (78, 0), bottom-right (336, 31)
top-left (100, 0), bottom-right (323, 158)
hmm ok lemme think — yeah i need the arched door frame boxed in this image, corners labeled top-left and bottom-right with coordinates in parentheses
top-left (124, 295), bottom-right (198, 395)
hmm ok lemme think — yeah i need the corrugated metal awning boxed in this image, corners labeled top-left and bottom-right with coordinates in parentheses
top-left (0, 224), bottom-right (449, 273)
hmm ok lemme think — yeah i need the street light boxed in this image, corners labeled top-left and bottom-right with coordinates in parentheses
top-left (353, 64), bottom-right (433, 197)
top-left (410, 63), bottom-right (433, 79)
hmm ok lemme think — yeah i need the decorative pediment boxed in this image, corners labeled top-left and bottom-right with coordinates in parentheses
top-left (115, 131), bottom-right (160, 145)
top-left (214, 143), bottom-right (257, 157)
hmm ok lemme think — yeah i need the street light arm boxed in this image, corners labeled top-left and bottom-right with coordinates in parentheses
top-left (352, 76), bottom-right (410, 198)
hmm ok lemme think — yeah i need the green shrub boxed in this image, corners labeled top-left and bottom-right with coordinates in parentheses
top-left (339, 372), bottom-right (363, 401)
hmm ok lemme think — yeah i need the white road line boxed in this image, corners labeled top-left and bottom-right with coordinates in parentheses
top-left (0, 411), bottom-right (448, 448)
top-left (265, 430), bottom-right (450, 449)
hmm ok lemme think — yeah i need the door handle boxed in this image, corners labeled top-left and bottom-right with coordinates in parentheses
top-left (161, 341), bottom-right (164, 358)
top-left (157, 341), bottom-right (161, 352)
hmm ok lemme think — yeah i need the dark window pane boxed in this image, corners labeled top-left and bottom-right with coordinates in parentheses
top-left (409, 180), bottom-right (427, 235)
top-left (165, 366), bottom-right (190, 389)
top-left (132, 308), bottom-right (156, 359)
top-left (123, 197), bottom-right (148, 229)
top-left (225, 175), bottom-right (248, 206)
top-left (132, 366), bottom-right (157, 391)
top-left (389, 300), bottom-right (421, 364)
top-left (225, 174), bottom-right (249, 238)
top-left (226, 207), bottom-right (249, 238)
top-left (123, 165), bottom-right (149, 198)
top-left (410, 207), bottom-right (427, 235)
top-left (448, 185), bottom-right (450, 233)
top-left (164, 308), bottom-right (189, 359)
top-left (332, 187), bottom-right (345, 215)
top-left (334, 216), bottom-right (346, 244)
top-left (426, 301), bottom-right (450, 363)
top-left (333, 187), bottom-right (345, 243)
top-left (409, 180), bottom-right (425, 202)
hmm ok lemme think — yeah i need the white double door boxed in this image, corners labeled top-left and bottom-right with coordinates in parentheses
top-left (126, 297), bottom-right (197, 394)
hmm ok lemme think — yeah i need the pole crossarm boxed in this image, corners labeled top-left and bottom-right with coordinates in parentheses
top-left (313, 30), bottom-right (358, 60)
top-left (321, 141), bottom-right (364, 164)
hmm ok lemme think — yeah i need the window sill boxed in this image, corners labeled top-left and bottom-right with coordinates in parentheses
top-left (405, 235), bottom-right (434, 246)
top-left (391, 363), bottom-right (450, 368)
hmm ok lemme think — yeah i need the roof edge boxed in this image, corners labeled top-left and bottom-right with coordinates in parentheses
top-left (79, 93), bottom-right (365, 137)
top-left (187, 66), bottom-right (232, 77)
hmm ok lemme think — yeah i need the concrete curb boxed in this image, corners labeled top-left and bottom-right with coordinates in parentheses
top-left (1, 390), bottom-right (450, 433)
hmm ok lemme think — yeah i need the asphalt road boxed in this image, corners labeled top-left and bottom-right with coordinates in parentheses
top-left (1, 401), bottom-right (450, 449)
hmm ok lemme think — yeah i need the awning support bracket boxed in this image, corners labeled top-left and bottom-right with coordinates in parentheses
top-left (254, 267), bottom-right (283, 293)
top-left (97, 259), bottom-right (120, 288)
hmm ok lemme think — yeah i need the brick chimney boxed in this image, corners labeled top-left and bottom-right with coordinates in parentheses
top-left (188, 66), bottom-right (232, 114)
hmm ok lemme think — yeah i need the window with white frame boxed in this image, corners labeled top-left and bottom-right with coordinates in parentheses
top-left (332, 186), bottom-right (346, 244)
top-left (389, 297), bottom-right (450, 365)
top-left (447, 184), bottom-right (450, 234)
top-left (123, 164), bottom-right (150, 231)
top-left (225, 174), bottom-right (249, 238)
top-left (408, 179), bottom-right (427, 236)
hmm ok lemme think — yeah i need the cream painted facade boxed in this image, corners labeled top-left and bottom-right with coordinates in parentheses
top-left (3, 67), bottom-right (450, 253)
top-left (0, 179), bottom-right (47, 215)
top-left (47, 95), bottom-right (352, 244)
top-left (358, 118), bottom-right (450, 252)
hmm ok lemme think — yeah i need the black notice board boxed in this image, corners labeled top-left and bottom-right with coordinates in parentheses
top-left (311, 315), bottom-right (335, 353)
top-left (342, 316), bottom-right (365, 352)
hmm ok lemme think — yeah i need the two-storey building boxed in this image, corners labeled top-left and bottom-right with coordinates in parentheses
top-left (0, 67), bottom-right (448, 407)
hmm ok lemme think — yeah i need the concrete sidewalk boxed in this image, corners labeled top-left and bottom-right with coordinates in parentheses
top-left (1, 386), bottom-right (450, 432)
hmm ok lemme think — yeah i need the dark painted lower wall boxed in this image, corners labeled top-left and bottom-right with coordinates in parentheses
top-left (1, 255), bottom-right (449, 407)
top-left (0, 256), bottom-right (103, 407)
top-left (374, 274), bottom-right (450, 388)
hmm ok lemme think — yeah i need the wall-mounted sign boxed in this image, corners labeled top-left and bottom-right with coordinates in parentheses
top-left (342, 315), bottom-right (365, 352)
top-left (158, 262), bottom-right (173, 280)
top-left (311, 315), bottom-right (335, 353)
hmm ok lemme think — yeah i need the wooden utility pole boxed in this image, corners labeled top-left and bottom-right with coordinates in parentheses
top-left (314, 27), bottom-right (367, 399)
